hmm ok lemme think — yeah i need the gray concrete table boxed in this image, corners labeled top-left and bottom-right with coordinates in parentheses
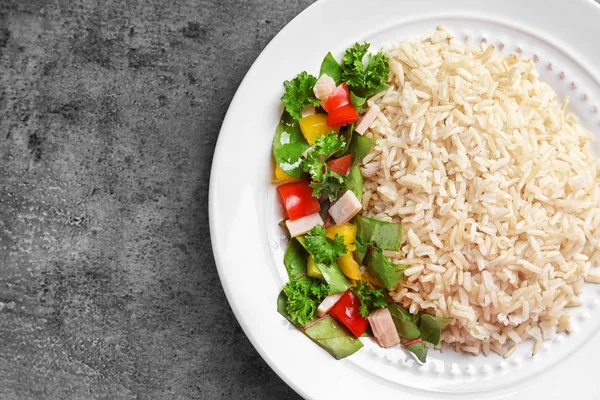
top-left (0, 0), bottom-right (312, 398)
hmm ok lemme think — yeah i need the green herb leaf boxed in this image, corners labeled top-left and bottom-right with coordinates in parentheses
top-left (282, 276), bottom-right (329, 326)
top-left (355, 215), bottom-right (403, 251)
top-left (337, 123), bottom-right (354, 157)
top-left (302, 132), bottom-right (349, 201)
top-left (316, 262), bottom-right (352, 293)
top-left (304, 225), bottom-right (347, 264)
top-left (319, 52), bottom-right (343, 85)
top-left (283, 238), bottom-right (308, 279)
top-left (341, 42), bottom-right (390, 98)
top-left (365, 248), bottom-right (406, 290)
top-left (351, 281), bottom-right (387, 318)
top-left (282, 71), bottom-right (321, 120)
top-left (342, 42), bottom-right (371, 87)
top-left (273, 111), bottom-right (310, 178)
top-left (418, 314), bottom-right (452, 345)
top-left (310, 169), bottom-right (347, 202)
top-left (346, 164), bottom-right (363, 203)
top-left (303, 315), bottom-right (364, 359)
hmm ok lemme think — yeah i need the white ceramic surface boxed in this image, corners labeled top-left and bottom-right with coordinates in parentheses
top-left (209, 0), bottom-right (600, 398)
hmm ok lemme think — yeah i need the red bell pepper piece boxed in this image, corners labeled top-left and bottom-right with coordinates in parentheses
top-left (323, 83), bottom-right (359, 127)
top-left (329, 290), bottom-right (368, 337)
top-left (277, 181), bottom-right (321, 221)
top-left (326, 154), bottom-right (352, 176)
top-left (327, 104), bottom-right (359, 127)
top-left (322, 83), bottom-right (351, 113)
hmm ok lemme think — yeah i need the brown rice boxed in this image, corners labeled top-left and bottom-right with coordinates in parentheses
top-left (360, 27), bottom-right (600, 356)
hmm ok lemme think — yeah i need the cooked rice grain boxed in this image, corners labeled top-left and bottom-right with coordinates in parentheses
top-left (361, 27), bottom-right (600, 355)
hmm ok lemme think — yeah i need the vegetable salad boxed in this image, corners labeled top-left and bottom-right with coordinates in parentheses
top-left (272, 43), bottom-right (450, 362)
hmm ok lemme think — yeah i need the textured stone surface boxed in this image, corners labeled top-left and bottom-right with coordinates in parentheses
top-left (0, 0), bottom-right (312, 398)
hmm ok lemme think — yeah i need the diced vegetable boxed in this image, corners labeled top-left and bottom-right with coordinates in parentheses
top-left (368, 308), bottom-right (401, 348)
top-left (275, 163), bottom-right (302, 184)
top-left (322, 82), bottom-right (352, 113)
top-left (326, 155), bottom-right (352, 176)
top-left (301, 104), bottom-right (315, 118)
top-left (307, 255), bottom-right (324, 280)
top-left (325, 223), bottom-right (357, 246)
top-left (355, 104), bottom-right (380, 135)
top-left (277, 181), bottom-right (321, 221)
top-left (273, 111), bottom-right (310, 178)
top-left (316, 262), bottom-right (352, 293)
top-left (317, 292), bottom-right (343, 317)
top-left (364, 247), bottom-right (406, 290)
top-left (299, 113), bottom-right (336, 145)
top-left (355, 215), bottom-right (403, 251)
top-left (313, 74), bottom-right (337, 101)
top-left (319, 52), bottom-right (343, 85)
top-left (286, 212), bottom-right (324, 238)
top-left (337, 253), bottom-right (362, 280)
top-left (320, 84), bottom-right (358, 128)
top-left (329, 290), bottom-right (369, 337)
top-left (327, 104), bottom-right (359, 127)
top-left (282, 71), bottom-right (321, 120)
top-left (329, 190), bottom-right (362, 225)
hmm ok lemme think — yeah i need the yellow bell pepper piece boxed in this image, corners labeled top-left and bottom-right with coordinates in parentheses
top-left (338, 253), bottom-right (362, 280)
top-left (274, 163), bottom-right (301, 183)
top-left (299, 114), bottom-right (338, 144)
top-left (307, 256), bottom-right (324, 280)
top-left (326, 223), bottom-right (357, 246)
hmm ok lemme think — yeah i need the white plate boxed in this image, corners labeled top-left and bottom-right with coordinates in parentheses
top-left (209, 0), bottom-right (600, 398)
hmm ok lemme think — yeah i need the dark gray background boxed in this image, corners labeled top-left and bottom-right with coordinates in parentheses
top-left (0, 0), bottom-right (312, 398)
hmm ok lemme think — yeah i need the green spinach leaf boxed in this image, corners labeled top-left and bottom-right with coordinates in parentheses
top-left (283, 238), bottom-right (308, 279)
top-left (304, 315), bottom-right (364, 359)
top-left (365, 248), bottom-right (406, 290)
top-left (316, 262), bottom-right (352, 293)
top-left (319, 52), bottom-right (343, 85)
top-left (346, 164), bottom-right (363, 203)
top-left (419, 314), bottom-right (452, 346)
top-left (407, 342), bottom-right (428, 363)
top-left (272, 111), bottom-right (310, 178)
top-left (387, 304), bottom-right (421, 340)
top-left (355, 215), bottom-right (403, 251)
top-left (278, 292), bottom-right (363, 359)
top-left (345, 134), bottom-right (374, 165)
top-left (350, 91), bottom-right (366, 113)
